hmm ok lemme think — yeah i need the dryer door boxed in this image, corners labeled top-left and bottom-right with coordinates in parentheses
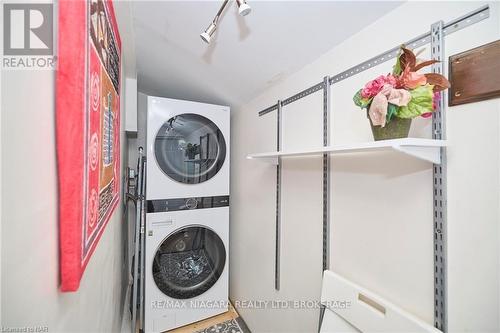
top-left (154, 113), bottom-right (226, 184)
top-left (152, 226), bottom-right (226, 299)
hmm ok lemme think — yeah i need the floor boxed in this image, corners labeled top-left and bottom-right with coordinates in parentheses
top-left (121, 289), bottom-right (250, 333)
top-left (168, 303), bottom-right (250, 333)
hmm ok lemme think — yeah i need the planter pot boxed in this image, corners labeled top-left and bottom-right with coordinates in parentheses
top-left (369, 116), bottom-right (412, 141)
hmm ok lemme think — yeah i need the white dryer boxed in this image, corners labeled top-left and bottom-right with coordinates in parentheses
top-left (144, 205), bottom-right (229, 332)
top-left (146, 96), bottom-right (230, 200)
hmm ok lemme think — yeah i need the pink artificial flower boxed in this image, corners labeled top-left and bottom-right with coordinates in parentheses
top-left (361, 74), bottom-right (398, 99)
top-left (432, 91), bottom-right (440, 110)
top-left (421, 91), bottom-right (441, 118)
top-left (385, 74), bottom-right (398, 87)
top-left (369, 92), bottom-right (388, 127)
top-left (421, 92), bottom-right (441, 118)
top-left (368, 84), bottom-right (412, 127)
top-left (387, 87), bottom-right (412, 107)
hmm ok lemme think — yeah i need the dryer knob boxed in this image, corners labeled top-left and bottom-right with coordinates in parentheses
top-left (185, 198), bottom-right (198, 210)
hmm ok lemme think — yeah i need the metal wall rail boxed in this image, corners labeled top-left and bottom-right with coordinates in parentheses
top-left (259, 82), bottom-right (324, 116)
top-left (131, 148), bottom-right (145, 333)
top-left (431, 21), bottom-right (448, 332)
top-left (258, 5), bottom-right (489, 117)
top-left (139, 154), bottom-right (147, 332)
top-left (317, 76), bottom-right (331, 333)
top-left (322, 76), bottom-right (331, 273)
top-left (275, 101), bottom-right (282, 291)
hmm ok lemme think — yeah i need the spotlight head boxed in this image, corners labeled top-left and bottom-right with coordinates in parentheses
top-left (200, 22), bottom-right (217, 44)
top-left (200, 32), bottom-right (211, 43)
top-left (236, 0), bottom-right (251, 16)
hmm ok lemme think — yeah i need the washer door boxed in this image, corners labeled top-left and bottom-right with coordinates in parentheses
top-left (152, 226), bottom-right (226, 299)
top-left (154, 113), bottom-right (226, 184)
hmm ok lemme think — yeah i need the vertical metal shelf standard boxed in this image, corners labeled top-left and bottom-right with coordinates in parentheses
top-left (131, 148), bottom-right (146, 333)
top-left (275, 101), bottom-right (282, 291)
top-left (431, 21), bottom-right (448, 332)
top-left (139, 154), bottom-right (147, 332)
top-left (256, 5), bottom-right (489, 332)
top-left (322, 76), bottom-right (331, 273)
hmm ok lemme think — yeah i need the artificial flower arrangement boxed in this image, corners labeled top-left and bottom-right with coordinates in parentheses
top-left (353, 47), bottom-right (451, 140)
top-left (185, 143), bottom-right (200, 159)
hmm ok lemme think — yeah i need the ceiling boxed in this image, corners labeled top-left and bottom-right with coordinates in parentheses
top-left (131, 1), bottom-right (403, 107)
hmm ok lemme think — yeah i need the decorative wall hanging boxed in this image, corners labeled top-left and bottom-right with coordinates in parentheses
top-left (56, 0), bottom-right (121, 291)
top-left (449, 39), bottom-right (500, 106)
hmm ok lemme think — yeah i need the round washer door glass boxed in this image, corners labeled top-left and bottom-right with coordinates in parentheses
top-left (154, 114), bottom-right (226, 184)
top-left (153, 226), bottom-right (226, 299)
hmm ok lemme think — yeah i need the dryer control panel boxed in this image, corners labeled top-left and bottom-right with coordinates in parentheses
top-left (147, 195), bottom-right (229, 213)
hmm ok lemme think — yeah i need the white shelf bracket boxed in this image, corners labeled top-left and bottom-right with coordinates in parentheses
top-left (392, 145), bottom-right (442, 164)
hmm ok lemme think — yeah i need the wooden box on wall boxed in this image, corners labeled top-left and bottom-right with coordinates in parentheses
top-left (449, 40), bottom-right (500, 106)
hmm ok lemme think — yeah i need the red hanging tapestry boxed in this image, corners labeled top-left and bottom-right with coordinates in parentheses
top-left (56, 0), bottom-right (121, 292)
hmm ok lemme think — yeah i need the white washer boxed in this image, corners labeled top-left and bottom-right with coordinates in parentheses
top-left (146, 96), bottom-right (230, 200)
top-left (144, 206), bottom-right (229, 333)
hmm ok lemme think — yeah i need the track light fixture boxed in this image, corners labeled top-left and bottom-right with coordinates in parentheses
top-left (200, 0), bottom-right (251, 44)
top-left (236, 0), bottom-right (251, 16)
top-left (200, 22), bottom-right (217, 44)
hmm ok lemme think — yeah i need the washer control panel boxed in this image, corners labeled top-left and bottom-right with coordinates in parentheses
top-left (147, 195), bottom-right (230, 213)
top-left (185, 198), bottom-right (198, 210)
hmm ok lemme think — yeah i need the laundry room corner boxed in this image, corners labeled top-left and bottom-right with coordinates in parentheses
top-left (2, 1), bottom-right (500, 333)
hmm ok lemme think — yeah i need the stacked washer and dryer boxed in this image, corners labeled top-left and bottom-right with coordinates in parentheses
top-left (144, 96), bottom-right (230, 332)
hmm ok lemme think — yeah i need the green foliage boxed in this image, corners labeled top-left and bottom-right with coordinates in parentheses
top-left (392, 48), bottom-right (403, 75)
top-left (353, 89), bottom-right (372, 109)
top-left (386, 104), bottom-right (399, 122)
top-left (392, 57), bottom-right (402, 76)
top-left (397, 85), bottom-right (434, 119)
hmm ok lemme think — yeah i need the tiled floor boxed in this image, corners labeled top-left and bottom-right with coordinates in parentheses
top-left (168, 303), bottom-right (249, 333)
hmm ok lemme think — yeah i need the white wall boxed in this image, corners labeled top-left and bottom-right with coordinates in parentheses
top-left (0, 8), bottom-right (132, 333)
top-left (0, 40), bottom-right (3, 328)
top-left (230, 2), bottom-right (500, 332)
top-left (125, 77), bottom-right (138, 133)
